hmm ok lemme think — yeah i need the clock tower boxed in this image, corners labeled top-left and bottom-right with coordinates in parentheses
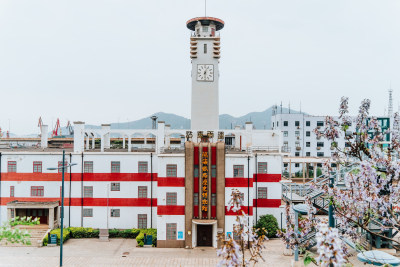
top-left (186, 17), bottom-right (224, 131)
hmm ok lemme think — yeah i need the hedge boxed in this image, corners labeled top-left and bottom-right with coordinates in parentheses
top-left (43, 228), bottom-right (71, 246)
top-left (69, 227), bottom-right (99, 238)
top-left (43, 228), bottom-right (144, 246)
top-left (136, 228), bottom-right (157, 247)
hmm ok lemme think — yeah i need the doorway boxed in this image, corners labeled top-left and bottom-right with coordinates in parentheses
top-left (197, 225), bottom-right (213, 246)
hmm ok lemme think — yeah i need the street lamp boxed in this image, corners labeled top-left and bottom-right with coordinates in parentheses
top-left (47, 150), bottom-right (77, 267)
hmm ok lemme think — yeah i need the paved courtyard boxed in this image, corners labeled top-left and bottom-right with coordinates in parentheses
top-left (0, 238), bottom-right (376, 266)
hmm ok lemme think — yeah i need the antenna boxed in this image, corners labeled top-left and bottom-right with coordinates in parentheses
top-left (205, 0), bottom-right (207, 17)
top-left (388, 83), bottom-right (393, 116)
top-left (300, 101), bottom-right (302, 113)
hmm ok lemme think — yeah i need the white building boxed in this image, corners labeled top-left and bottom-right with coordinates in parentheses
top-left (0, 16), bottom-right (286, 249)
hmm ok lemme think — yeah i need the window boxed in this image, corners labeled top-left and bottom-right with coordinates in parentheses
top-left (111, 182), bottom-right (120, 191)
top-left (83, 186), bottom-right (93, 198)
top-left (306, 121), bottom-right (311, 127)
top-left (7, 161), bottom-right (16, 173)
top-left (306, 142), bottom-right (310, 147)
top-left (258, 187), bottom-right (268, 199)
top-left (211, 165), bottom-right (216, 177)
top-left (283, 141), bottom-right (288, 147)
top-left (110, 209), bottom-right (120, 217)
top-left (295, 131), bottom-right (300, 137)
top-left (83, 208), bottom-right (93, 217)
top-left (345, 142), bottom-right (351, 147)
top-left (211, 193), bottom-right (216, 206)
top-left (295, 121), bottom-right (300, 127)
top-left (306, 152), bottom-right (311, 156)
top-left (317, 121), bottom-right (324, 127)
top-left (331, 163), bottom-right (337, 168)
top-left (10, 186), bottom-right (14, 197)
top-left (166, 164), bottom-right (177, 177)
top-left (272, 122), bottom-right (274, 128)
top-left (138, 214), bottom-right (147, 229)
top-left (295, 152), bottom-right (300, 157)
top-left (111, 161), bottom-right (120, 173)
top-left (258, 162), bottom-right (268, 174)
top-left (194, 166), bottom-right (199, 177)
top-left (166, 192), bottom-right (177, 205)
top-left (33, 161), bottom-right (42, 173)
top-left (283, 131), bottom-right (288, 137)
top-left (84, 161), bottom-right (93, 173)
top-left (10, 209), bottom-right (14, 218)
top-left (204, 43), bottom-right (207, 53)
top-left (166, 223), bottom-right (177, 240)
top-left (233, 165), bottom-right (244, 178)
top-left (283, 121), bottom-right (288, 127)
top-left (31, 186), bottom-right (44, 197)
top-left (306, 131), bottom-right (311, 137)
top-left (317, 142), bottom-right (324, 147)
top-left (295, 142), bottom-right (300, 147)
top-left (295, 163), bottom-right (300, 167)
top-left (283, 163), bottom-right (288, 167)
top-left (193, 193), bottom-right (199, 205)
top-left (138, 186), bottom-right (148, 198)
top-left (202, 26), bottom-right (208, 32)
top-left (317, 152), bottom-right (324, 157)
top-left (138, 161), bottom-right (148, 173)
top-left (58, 161), bottom-right (68, 173)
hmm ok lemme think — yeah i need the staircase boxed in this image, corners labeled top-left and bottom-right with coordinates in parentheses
top-left (0, 225), bottom-right (50, 247)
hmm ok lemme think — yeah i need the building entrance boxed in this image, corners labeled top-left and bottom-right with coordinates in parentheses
top-left (17, 209), bottom-right (49, 224)
top-left (197, 225), bottom-right (213, 246)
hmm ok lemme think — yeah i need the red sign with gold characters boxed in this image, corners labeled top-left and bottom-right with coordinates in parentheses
top-left (201, 149), bottom-right (208, 217)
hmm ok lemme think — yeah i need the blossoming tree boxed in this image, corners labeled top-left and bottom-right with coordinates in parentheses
top-left (314, 97), bottom-right (400, 248)
top-left (0, 216), bottom-right (40, 245)
top-left (217, 189), bottom-right (267, 267)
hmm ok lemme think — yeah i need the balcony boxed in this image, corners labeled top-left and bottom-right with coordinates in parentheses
top-left (296, 147), bottom-right (301, 151)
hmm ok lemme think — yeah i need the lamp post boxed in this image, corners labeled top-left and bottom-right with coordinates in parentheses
top-left (48, 150), bottom-right (77, 267)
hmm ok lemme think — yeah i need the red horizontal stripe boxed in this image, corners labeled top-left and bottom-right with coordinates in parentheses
top-left (225, 178), bottom-right (253, 187)
top-left (225, 206), bottom-right (253, 216)
top-left (157, 205), bottom-right (185, 215)
top-left (253, 199), bottom-right (281, 208)
top-left (1, 197), bottom-right (157, 207)
top-left (253, 174), bottom-right (281, 183)
top-left (157, 177), bottom-right (185, 187)
top-left (1, 173), bottom-right (158, 182)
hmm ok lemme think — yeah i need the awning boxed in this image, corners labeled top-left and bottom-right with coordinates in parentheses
top-left (7, 201), bottom-right (59, 209)
top-left (192, 219), bottom-right (217, 225)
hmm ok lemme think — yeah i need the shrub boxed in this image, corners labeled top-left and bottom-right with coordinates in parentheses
top-left (108, 229), bottom-right (141, 239)
top-left (255, 214), bottom-right (279, 238)
top-left (135, 229), bottom-right (157, 247)
top-left (43, 228), bottom-right (71, 246)
top-left (69, 227), bottom-right (99, 238)
top-left (138, 241), bottom-right (144, 247)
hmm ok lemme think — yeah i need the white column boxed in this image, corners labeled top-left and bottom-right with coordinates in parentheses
top-left (40, 125), bottom-right (48, 149)
top-left (101, 124), bottom-right (111, 149)
top-left (128, 136), bottom-right (132, 152)
top-left (157, 121), bottom-right (165, 154)
top-left (165, 124), bottom-right (171, 148)
top-left (313, 163), bottom-right (317, 182)
top-left (91, 135), bottom-right (95, 150)
top-left (245, 122), bottom-right (253, 149)
top-left (101, 135), bottom-right (105, 152)
top-left (73, 122), bottom-right (85, 153)
top-left (85, 135), bottom-right (89, 150)
top-left (122, 136), bottom-right (125, 149)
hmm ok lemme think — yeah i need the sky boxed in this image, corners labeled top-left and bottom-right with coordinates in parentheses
top-left (0, 0), bottom-right (399, 135)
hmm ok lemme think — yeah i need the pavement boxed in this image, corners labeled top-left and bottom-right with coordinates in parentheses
top-left (0, 238), bottom-right (376, 266)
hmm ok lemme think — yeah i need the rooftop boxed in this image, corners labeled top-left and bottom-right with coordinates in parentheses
top-left (186, 17), bottom-right (225, 31)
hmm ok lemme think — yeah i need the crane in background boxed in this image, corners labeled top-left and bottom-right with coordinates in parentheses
top-left (52, 118), bottom-right (61, 137)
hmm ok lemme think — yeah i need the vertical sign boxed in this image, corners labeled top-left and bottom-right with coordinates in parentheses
top-left (201, 148), bottom-right (209, 218)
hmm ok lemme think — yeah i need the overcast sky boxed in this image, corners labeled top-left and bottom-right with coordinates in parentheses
top-left (1, 0), bottom-right (399, 135)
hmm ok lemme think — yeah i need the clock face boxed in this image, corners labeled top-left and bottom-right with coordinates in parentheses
top-left (197, 64), bottom-right (214, 82)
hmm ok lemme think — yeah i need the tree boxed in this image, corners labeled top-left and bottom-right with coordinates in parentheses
top-left (1, 216), bottom-right (40, 245)
top-left (217, 189), bottom-right (267, 266)
top-left (314, 97), bottom-right (400, 248)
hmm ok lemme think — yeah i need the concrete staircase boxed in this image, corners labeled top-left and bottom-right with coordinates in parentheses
top-left (0, 225), bottom-right (50, 247)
